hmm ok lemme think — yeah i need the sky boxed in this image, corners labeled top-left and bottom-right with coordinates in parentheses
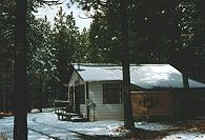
top-left (35, 0), bottom-right (92, 31)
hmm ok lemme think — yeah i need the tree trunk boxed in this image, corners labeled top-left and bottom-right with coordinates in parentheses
top-left (14, 0), bottom-right (28, 139)
top-left (183, 72), bottom-right (189, 88)
top-left (122, 62), bottom-right (134, 129)
top-left (120, 0), bottom-right (134, 129)
top-left (39, 75), bottom-right (43, 112)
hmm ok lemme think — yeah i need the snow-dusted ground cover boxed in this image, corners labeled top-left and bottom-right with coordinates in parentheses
top-left (162, 131), bottom-right (205, 140)
top-left (1, 112), bottom-right (205, 140)
top-left (134, 121), bottom-right (172, 131)
top-left (134, 122), bottom-right (205, 140)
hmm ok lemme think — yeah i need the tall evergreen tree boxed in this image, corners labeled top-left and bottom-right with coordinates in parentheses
top-left (13, 0), bottom-right (61, 139)
top-left (28, 17), bottom-right (55, 111)
top-left (0, 0), bottom-right (16, 113)
top-left (51, 7), bottom-right (80, 99)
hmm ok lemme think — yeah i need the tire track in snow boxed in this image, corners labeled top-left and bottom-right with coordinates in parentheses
top-left (29, 117), bottom-right (80, 139)
top-left (30, 116), bottom-right (112, 140)
top-left (27, 128), bottom-right (62, 140)
top-left (31, 117), bottom-right (74, 132)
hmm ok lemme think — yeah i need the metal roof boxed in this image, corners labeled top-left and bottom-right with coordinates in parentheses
top-left (73, 64), bottom-right (205, 89)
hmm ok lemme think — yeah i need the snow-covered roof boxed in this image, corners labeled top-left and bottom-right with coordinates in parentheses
top-left (73, 64), bottom-right (205, 89)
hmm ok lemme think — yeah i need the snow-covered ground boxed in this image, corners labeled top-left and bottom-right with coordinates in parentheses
top-left (1, 112), bottom-right (205, 140)
top-left (0, 112), bottom-right (121, 140)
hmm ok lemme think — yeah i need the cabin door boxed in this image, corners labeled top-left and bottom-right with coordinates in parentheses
top-left (75, 87), bottom-right (81, 114)
top-left (74, 85), bottom-right (85, 114)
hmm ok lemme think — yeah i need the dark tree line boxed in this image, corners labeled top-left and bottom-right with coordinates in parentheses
top-left (74, 0), bottom-right (205, 79)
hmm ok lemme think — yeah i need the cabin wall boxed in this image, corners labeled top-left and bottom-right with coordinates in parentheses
top-left (68, 71), bottom-right (84, 99)
top-left (131, 91), bottom-right (175, 120)
top-left (68, 71), bottom-right (84, 112)
top-left (68, 71), bottom-right (84, 87)
top-left (88, 82), bottom-right (124, 121)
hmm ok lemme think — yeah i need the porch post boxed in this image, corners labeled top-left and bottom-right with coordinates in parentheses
top-left (85, 82), bottom-right (89, 120)
top-left (73, 85), bottom-right (76, 112)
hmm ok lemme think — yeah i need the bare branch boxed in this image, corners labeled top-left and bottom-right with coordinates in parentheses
top-left (78, 11), bottom-right (105, 19)
top-left (36, 0), bottom-right (63, 6)
top-left (97, 0), bottom-right (107, 8)
top-left (78, 15), bottom-right (94, 19)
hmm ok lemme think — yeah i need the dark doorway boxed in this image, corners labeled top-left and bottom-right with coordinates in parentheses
top-left (70, 87), bottom-right (73, 106)
top-left (74, 85), bottom-right (85, 114)
top-left (75, 87), bottom-right (81, 114)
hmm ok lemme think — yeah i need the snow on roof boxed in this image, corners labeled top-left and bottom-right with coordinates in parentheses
top-left (73, 63), bottom-right (205, 89)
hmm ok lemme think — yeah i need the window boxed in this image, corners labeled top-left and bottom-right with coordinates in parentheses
top-left (103, 83), bottom-right (121, 104)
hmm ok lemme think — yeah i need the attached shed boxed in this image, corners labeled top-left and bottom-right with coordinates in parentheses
top-left (68, 64), bottom-right (205, 121)
top-left (131, 88), bottom-right (205, 120)
top-left (131, 90), bottom-right (175, 120)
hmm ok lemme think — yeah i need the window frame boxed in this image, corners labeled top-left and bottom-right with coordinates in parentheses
top-left (103, 83), bottom-right (121, 104)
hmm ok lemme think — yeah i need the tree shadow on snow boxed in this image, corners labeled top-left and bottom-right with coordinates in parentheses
top-left (74, 128), bottom-right (168, 140)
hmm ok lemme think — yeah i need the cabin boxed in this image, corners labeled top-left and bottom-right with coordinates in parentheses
top-left (68, 64), bottom-right (205, 121)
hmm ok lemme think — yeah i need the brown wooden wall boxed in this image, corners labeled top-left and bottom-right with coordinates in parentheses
top-left (131, 91), bottom-right (175, 120)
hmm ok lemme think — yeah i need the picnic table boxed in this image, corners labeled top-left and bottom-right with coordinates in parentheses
top-left (54, 100), bottom-right (86, 121)
top-left (54, 100), bottom-right (72, 120)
